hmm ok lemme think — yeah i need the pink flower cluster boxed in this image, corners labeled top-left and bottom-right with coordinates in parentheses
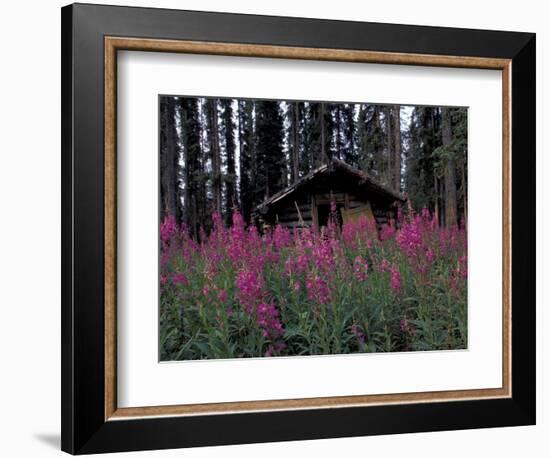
top-left (160, 215), bottom-right (177, 244)
top-left (396, 218), bottom-right (423, 257)
top-left (353, 256), bottom-right (369, 281)
top-left (257, 302), bottom-right (284, 340)
top-left (235, 269), bottom-right (264, 314)
top-left (341, 218), bottom-right (367, 248)
top-left (306, 274), bottom-right (331, 305)
top-left (160, 203), bottom-right (467, 357)
top-left (390, 266), bottom-right (402, 293)
top-left (171, 272), bottom-right (188, 286)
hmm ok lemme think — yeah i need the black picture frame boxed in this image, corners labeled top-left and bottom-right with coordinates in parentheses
top-left (61, 3), bottom-right (535, 454)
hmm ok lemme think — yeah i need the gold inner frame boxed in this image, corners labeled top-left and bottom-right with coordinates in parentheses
top-left (104, 37), bottom-right (512, 421)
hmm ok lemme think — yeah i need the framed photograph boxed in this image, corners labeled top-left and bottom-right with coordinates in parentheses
top-left (61, 3), bottom-right (536, 454)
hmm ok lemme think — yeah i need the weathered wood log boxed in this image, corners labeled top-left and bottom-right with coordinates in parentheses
top-left (314, 193), bottom-right (347, 205)
top-left (276, 211), bottom-right (313, 222)
top-left (278, 220), bottom-right (311, 229)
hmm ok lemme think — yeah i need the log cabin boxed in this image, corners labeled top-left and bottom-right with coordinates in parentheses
top-left (253, 158), bottom-right (405, 234)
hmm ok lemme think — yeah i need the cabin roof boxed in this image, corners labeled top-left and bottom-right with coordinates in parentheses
top-left (255, 158), bottom-right (405, 214)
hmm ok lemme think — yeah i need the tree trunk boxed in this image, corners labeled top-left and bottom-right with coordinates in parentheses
top-left (208, 99), bottom-right (222, 216)
top-left (336, 105), bottom-right (342, 159)
top-left (393, 105), bottom-right (401, 192)
top-left (198, 99), bottom-right (208, 233)
top-left (180, 102), bottom-right (193, 234)
top-left (442, 107), bottom-right (457, 227)
top-left (222, 100), bottom-right (236, 224)
top-left (385, 106), bottom-right (393, 185)
top-left (180, 99), bottom-right (202, 238)
top-left (238, 102), bottom-right (247, 220)
top-left (321, 102), bottom-right (327, 165)
top-left (292, 102), bottom-right (300, 182)
top-left (161, 98), bottom-right (178, 221)
top-left (294, 102), bottom-right (300, 180)
top-left (159, 99), bottom-right (169, 221)
top-left (373, 106), bottom-right (383, 178)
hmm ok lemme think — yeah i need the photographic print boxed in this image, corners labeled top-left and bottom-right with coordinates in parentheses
top-left (159, 96), bottom-right (468, 361)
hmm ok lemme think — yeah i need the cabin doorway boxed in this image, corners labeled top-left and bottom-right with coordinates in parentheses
top-left (317, 203), bottom-right (344, 228)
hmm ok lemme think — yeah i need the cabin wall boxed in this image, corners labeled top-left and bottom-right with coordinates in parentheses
top-left (267, 195), bottom-right (312, 230)
top-left (260, 191), bottom-right (399, 233)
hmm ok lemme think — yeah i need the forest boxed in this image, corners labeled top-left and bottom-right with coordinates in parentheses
top-left (160, 96), bottom-right (468, 236)
top-left (159, 96), bottom-right (468, 360)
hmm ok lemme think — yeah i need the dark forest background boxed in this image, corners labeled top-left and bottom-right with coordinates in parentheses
top-left (160, 96), bottom-right (467, 238)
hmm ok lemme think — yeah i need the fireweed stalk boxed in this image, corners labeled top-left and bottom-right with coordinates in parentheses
top-left (160, 206), bottom-right (467, 360)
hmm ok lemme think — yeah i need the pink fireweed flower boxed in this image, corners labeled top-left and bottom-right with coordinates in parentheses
top-left (390, 265), bottom-right (402, 293)
top-left (160, 248), bottom-right (173, 269)
top-left (227, 211), bottom-right (247, 264)
top-left (160, 215), bottom-right (177, 244)
top-left (209, 212), bottom-right (227, 247)
top-left (425, 248), bottom-right (435, 264)
top-left (235, 270), bottom-right (264, 313)
top-left (247, 224), bottom-right (261, 242)
top-left (341, 219), bottom-right (360, 248)
top-left (273, 224), bottom-right (292, 250)
top-left (204, 263), bottom-right (218, 281)
top-left (439, 229), bottom-right (449, 249)
top-left (306, 274), bottom-right (331, 304)
top-left (312, 239), bottom-right (336, 272)
top-left (211, 212), bottom-right (224, 234)
top-left (218, 289), bottom-right (228, 303)
top-left (257, 302), bottom-right (284, 340)
top-left (341, 221), bottom-right (354, 245)
top-left (396, 219), bottom-right (423, 257)
top-left (171, 272), bottom-right (188, 285)
top-left (202, 286), bottom-right (210, 297)
top-left (232, 210), bottom-right (245, 229)
top-left (421, 207), bottom-right (431, 221)
top-left (296, 254), bottom-right (309, 272)
top-left (379, 259), bottom-right (390, 273)
top-left (284, 258), bottom-right (294, 277)
top-left (181, 242), bottom-right (196, 263)
top-left (341, 216), bottom-right (377, 249)
top-left (380, 221), bottom-right (396, 241)
top-left (353, 256), bottom-right (369, 281)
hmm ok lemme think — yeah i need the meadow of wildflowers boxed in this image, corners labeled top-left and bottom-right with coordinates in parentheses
top-left (160, 207), bottom-right (467, 360)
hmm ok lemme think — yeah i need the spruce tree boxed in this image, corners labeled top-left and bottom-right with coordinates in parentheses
top-left (220, 99), bottom-right (237, 223)
top-left (340, 103), bottom-right (357, 166)
top-left (237, 100), bottom-right (256, 223)
top-left (207, 98), bottom-right (222, 216)
top-left (288, 101), bottom-right (303, 183)
top-left (159, 97), bottom-right (185, 224)
top-left (254, 100), bottom-right (285, 203)
top-left (442, 107), bottom-right (457, 227)
top-left (356, 104), bottom-right (386, 180)
top-left (180, 98), bottom-right (202, 237)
